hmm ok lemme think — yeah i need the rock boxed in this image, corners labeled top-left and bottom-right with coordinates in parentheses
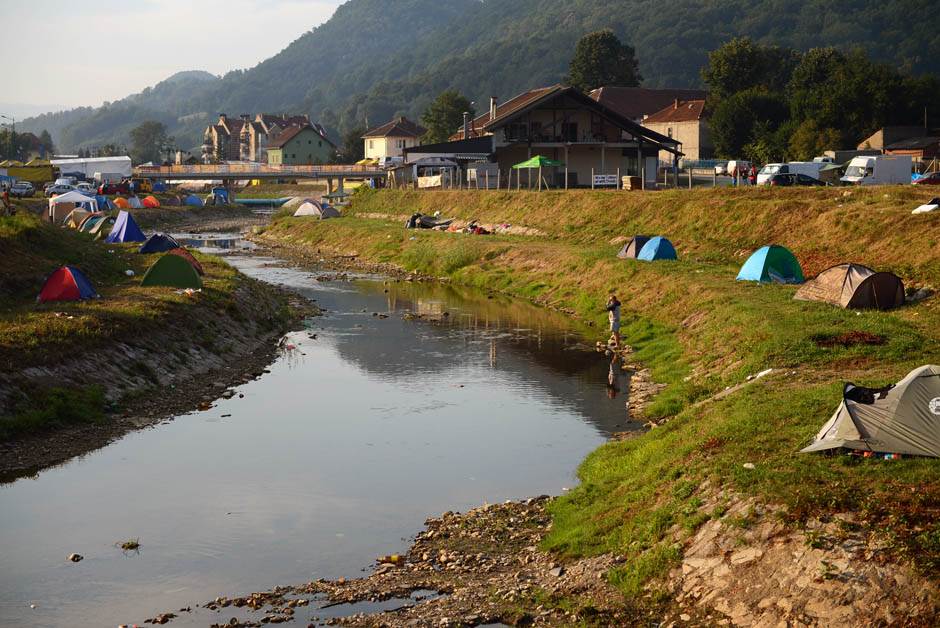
top-left (549, 566), bottom-right (564, 577)
top-left (743, 463), bottom-right (756, 470)
top-left (729, 548), bottom-right (763, 565)
top-left (221, 390), bottom-right (235, 399)
top-left (680, 613), bottom-right (691, 621)
top-left (68, 553), bottom-right (83, 562)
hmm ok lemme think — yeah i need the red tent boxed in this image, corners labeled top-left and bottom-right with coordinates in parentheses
top-left (38, 266), bottom-right (99, 303)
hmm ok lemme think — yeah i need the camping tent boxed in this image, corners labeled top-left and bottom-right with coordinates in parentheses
top-left (293, 199), bottom-right (340, 218)
top-left (617, 236), bottom-right (651, 260)
top-left (79, 214), bottom-right (105, 233)
top-left (142, 195), bottom-right (160, 208)
top-left (636, 236), bottom-right (678, 261)
top-left (127, 196), bottom-right (143, 209)
top-left (736, 245), bottom-right (804, 284)
top-left (162, 195), bottom-right (181, 206)
top-left (167, 248), bottom-right (205, 275)
top-left (141, 253), bottom-right (203, 288)
top-left (913, 197), bottom-right (939, 214)
top-left (139, 233), bottom-right (181, 254)
top-left (801, 365), bottom-right (940, 457)
top-left (63, 208), bottom-right (92, 229)
top-left (48, 191), bottom-right (98, 224)
top-left (90, 216), bottom-right (116, 239)
top-left (94, 195), bottom-right (114, 211)
top-left (37, 265), bottom-right (99, 303)
top-left (105, 210), bottom-right (147, 243)
top-left (183, 194), bottom-right (204, 207)
top-left (113, 197), bottom-right (130, 209)
top-left (794, 263), bottom-right (904, 310)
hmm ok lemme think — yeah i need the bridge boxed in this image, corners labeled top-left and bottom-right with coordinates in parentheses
top-left (134, 163), bottom-right (386, 193)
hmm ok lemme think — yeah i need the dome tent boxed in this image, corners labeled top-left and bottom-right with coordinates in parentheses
top-left (636, 236), bottom-right (677, 261)
top-left (617, 236), bottom-right (650, 260)
top-left (38, 266), bottom-right (99, 303)
top-left (801, 365), bottom-right (940, 458)
top-left (736, 245), bottom-right (803, 284)
top-left (105, 211), bottom-right (147, 243)
top-left (142, 195), bottom-right (160, 208)
top-left (141, 253), bottom-right (202, 289)
top-left (293, 198), bottom-right (340, 218)
top-left (63, 208), bottom-right (93, 229)
top-left (167, 248), bottom-right (205, 275)
top-left (794, 263), bottom-right (904, 310)
top-left (183, 194), bottom-right (204, 207)
top-left (113, 197), bottom-right (130, 209)
top-left (139, 233), bottom-right (181, 254)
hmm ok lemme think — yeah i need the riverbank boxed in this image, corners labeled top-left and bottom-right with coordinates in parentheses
top-left (253, 186), bottom-right (940, 624)
top-left (0, 211), bottom-right (307, 479)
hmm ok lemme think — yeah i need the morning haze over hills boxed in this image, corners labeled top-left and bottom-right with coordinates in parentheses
top-left (19, 0), bottom-right (940, 153)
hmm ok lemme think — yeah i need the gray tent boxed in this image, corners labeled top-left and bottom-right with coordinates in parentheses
top-left (801, 365), bottom-right (940, 457)
top-left (794, 263), bottom-right (904, 310)
top-left (617, 236), bottom-right (651, 259)
top-left (293, 199), bottom-right (340, 219)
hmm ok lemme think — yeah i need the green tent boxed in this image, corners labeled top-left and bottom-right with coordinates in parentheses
top-left (141, 253), bottom-right (203, 289)
top-left (511, 155), bottom-right (564, 190)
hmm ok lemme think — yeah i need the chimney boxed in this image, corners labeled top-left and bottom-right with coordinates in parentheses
top-left (463, 111), bottom-right (470, 140)
top-left (219, 113), bottom-right (227, 123)
top-left (674, 99), bottom-right (679, 110)
top-left (489, 96), bottom-right (497, 121)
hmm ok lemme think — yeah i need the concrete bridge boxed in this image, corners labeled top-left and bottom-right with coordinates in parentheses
top-left (134, 163), bottom-right (385, 193)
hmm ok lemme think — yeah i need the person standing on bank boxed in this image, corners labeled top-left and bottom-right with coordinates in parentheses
top-left (606, 293), bottom-right (621, 349)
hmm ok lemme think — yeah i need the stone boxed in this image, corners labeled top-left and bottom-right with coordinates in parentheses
top-left (549, 566), bottom-right (564, 577)
top-left (730, 548), bottom-right (764, 565)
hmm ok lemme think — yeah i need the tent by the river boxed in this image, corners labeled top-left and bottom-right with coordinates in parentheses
top-left (801, 365), bottom-right (940, 457)
top-left (294, 199), bottom-right (340, 218)
top-left (183, 194), bottom-right (204, 207)
top-left (167, 248), bottom-right (205, 275)
top-left (737, 245), bottom-right (803, 284)
top-left (139, 233), bottom-right (181, 254)
top-left (636, 236), bottom-right (677, 261)
top-left (617, 236), bottom-right (651, 259)
top-left (105, 210), bottom-right (146, 243)
top-left (37, 265), bottom-right (99, 303)
top-left (795, 263), bottom-right (904, 310)
top-left (141, 253), bottom-right (202, 288)
top-left (142, 195), bottom-right (160, 208)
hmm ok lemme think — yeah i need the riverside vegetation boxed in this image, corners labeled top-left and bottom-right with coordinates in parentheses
top-left (258, 185), bottom-right (940, 603)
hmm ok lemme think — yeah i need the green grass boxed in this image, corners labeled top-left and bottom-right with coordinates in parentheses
top-left (0, 385), bottom-right (106, 440)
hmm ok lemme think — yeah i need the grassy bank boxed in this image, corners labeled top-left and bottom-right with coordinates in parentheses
top-left (0, 211), bottom-right (290, 440)
top-left (259, 186), bottom-right (940, 590)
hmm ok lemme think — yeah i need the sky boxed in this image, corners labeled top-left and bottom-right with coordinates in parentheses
top-left (0, 0), bottom-right (344, 116)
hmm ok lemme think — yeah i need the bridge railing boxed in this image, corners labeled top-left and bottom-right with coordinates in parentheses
top-left (135, 164), bottom-right (383, 177)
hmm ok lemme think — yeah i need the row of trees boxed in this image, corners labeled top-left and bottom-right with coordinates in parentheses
top-left (703, 38), bottom-right (939, 162)
top-left (1, 129), bottom-right (55, 161)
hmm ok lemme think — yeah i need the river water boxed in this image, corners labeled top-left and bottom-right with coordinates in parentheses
top-left (0, 248), bottom-right (637, 627)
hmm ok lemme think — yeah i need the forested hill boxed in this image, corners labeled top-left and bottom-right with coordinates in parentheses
top-left (21, 0), bottom-right (940, 152)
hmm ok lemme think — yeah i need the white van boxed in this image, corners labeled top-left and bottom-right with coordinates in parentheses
top-left (840, 155), bottom-right (912, 185)
top-left (757, 161), bottom-right (824, 185)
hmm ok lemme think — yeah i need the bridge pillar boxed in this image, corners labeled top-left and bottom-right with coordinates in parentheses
top-left (326, 178), bottom-right (334, 194)
top-left (337, 177), bottom-right (345, 195)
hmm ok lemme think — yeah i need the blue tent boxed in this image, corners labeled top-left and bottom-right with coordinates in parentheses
top-left (183, 194), bottom-right (204, 207)
top-left (211, 187), bottom-right (229, 204)
top-left (139, 233), bottom-right (181, 254)
top-left (736, 245), bottom-right (804, 284)
top-left (636, 236), bottom-right (678, 261)
top-left (94, 195), bottom-right (114, 211)
top-left (105, 210), bottom-right (147, 243)
top-left (152, 182), bottom-right (168, 192)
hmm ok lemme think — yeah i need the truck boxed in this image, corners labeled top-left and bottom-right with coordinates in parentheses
top-left (840, 155), bottom-right (912, 186)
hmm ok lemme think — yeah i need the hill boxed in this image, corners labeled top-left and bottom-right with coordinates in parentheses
top-left (19, 0), bottom-right (940, 152)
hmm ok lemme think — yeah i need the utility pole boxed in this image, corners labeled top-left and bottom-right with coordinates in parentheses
top-left (0, 114), bottom-right (15, 159)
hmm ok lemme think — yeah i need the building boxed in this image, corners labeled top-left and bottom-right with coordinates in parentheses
top-left (203, 114), bottom-right (247, 162)
top-left (642, 99), bottom-right (712, 162)
top-left (856, 126), bottom-right (928, 151)
top-left (362, 117), bottom-right (426, 161)
top-left (266, 124), bottom-right (336, 165)
top-left (589, 87), bottom-right (707, 123)
top-left (404, 84), bottom-right (681, 188)
top-left (883, 136), bottom-right (940, 162)
top-left (203, 113), bottom-right (325, 163)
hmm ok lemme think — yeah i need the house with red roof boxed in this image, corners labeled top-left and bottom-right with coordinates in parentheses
top-left (641, 98), bottom-right (712, 162)
top-left (362, 117), bottom-right (427, 162)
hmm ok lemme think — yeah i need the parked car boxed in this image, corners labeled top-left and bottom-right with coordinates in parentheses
top-left (75, 182), bottom-right (97, 195)
top-left (769, 173), bottom-right (828, 187)
top-left (9, 182), bottom-right (35, 197)
top-left (98, 181), bottom-right (130, 195)
top-left (715, 162), bottom-right (728, 175)
top-left (913, 171), bottom-right (940, 185)
top-left (45, 183), bottom-right (76, 197)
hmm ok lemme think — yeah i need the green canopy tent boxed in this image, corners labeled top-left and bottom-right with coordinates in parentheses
top-left (512, 155), bottom-right (564, 190)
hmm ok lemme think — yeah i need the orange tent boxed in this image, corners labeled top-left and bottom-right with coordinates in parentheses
top-left (143, 195), bottom-right (160, 208)
top-left (113, 197), bottom-right (130, 209)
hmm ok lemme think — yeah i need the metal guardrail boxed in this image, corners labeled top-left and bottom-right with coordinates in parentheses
top-left (134, 164), bottom-right (385, 178)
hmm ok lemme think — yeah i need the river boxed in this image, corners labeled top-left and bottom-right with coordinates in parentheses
top-left (0, 243), bottom-right (638, 627)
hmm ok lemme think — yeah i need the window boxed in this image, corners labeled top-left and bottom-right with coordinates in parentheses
top-left (667, 127), bottom-right (673, 138)
top-left (291, 154), bottom-right (296, 159)
top-left (319, 141), bottom-right (322, 147)
top-left (561, 122), bottom-right (578, 142)
top-left (308, 140), bottom-right (311, 144)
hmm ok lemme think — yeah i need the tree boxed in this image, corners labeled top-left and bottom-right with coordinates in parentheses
top-left (710, 88), bottom-right (789, 158)
top-left (38, 130), bottom-right (55, 157)
top-left (788, 119), bottom-right (843, 160)
top-left (421, 90), bottom-right (474, 144)
top-left (566, 30), bottom-right (642, 92)
top-left (336, 125), bottom-right (366, 163)
top-left (129, 120), bottom-right (168, 164)
top-left (702, 38), bottom-right (799, 101)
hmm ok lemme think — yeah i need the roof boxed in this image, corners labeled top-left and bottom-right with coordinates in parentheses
top-left (885, 136), bottom-right (940, 150)
top-left (643, 99), bottom-right (707, 124)
top-left (403, 136), bottom-right (494, 158)
top-left (267, 125), bottom-right (316, 148)
top-left (362, 117), bottom-right (427, 139)
top-left (590, 87), bottom-right (707, 121)
top-left (461, 86), bottom-right (559, 137)
top-left (258, 114), bottom-right (310, 129)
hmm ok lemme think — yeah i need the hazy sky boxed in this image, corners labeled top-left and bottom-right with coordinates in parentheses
top-left (1, 0), bottom-right (344, 115)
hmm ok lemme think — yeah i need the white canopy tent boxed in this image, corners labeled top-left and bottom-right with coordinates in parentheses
top-left (48, 191), bottom-right (99, 223)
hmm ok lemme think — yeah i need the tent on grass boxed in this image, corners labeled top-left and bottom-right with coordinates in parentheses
top-left (795, 263), bottom-right (904, 310)
top-left (64, 208), bottom-right (92, 229)
top-left (88, 215), bottom-right (116, 239)
top-left (736, 245), bottom-right (804, 284)
top-left (141, 253), bottom-right (202, 289)
top-left (139, 233), bottom-right (181, 254)
top-left (913, 197), bottom-right (940, 214)
top-left (79, 214), bottom-right (105, 233)
top-left (94, 195), bottom-right (114, 211)
top-left (293, 199), bottom-right (340, 218)
top-left (162, 195), bottom-right (181, 206)
top-left (183, 194), bottom-right (203, 207)
top-left (105, 210), bottom-right (147, 243)
top-left (636, 236), bottom-right (677, 261)
top-left (127, 196), bottom-right (143, 209)
top-left (49, 191), bottom-right (98, 224)
top-left (167, 248), bottom-right (205, 275)
top-left (617, 236), bottom-right (651, 259)
top-left (801, 365), bottom-right (940, 457)
top-left (38, 265), bottom-right (99, 303)
top-left (113, 197), bottom-right (130, 209)
top-left (142, 195), bottom-right (160, 208)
